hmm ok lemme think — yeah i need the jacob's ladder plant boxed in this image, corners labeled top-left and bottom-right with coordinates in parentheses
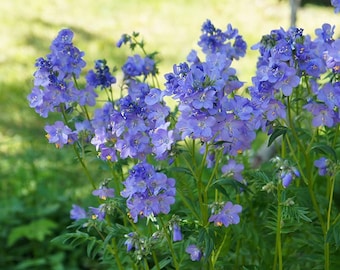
top-left (28, 3), bottom-right (340, 269)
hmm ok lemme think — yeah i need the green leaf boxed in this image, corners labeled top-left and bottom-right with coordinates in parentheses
top-left (326, 219), bottom-right (340, 247)
top-left (212, 177), bottom-right (249, 197)
top-left (311, 143), bottom-right (337, 161)
top-left (204, 232), bottom-right (214, 259)
top-left (169, 166), bottom-right (193, 176)
top-left (151, 257), bottom-right (172, 270)
top-left (52, 231), bottom-right (105, 259)
top-left (268, 126), bottom-right (287, 147)
top-left (7, 218), bottom-right (57, 247)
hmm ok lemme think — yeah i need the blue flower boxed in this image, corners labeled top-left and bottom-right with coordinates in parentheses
top-left (280, 167), bottom-right (300, 188)
top-left (92, 187), bottom-right (115, 200)
top-left (304, 102), bottom-right (335, 128)
top-left (70, 204), bottom-right (87, 220)
top-left (28, 29), bottom-right (87, 118)
top-left (221, 159), bottom-right (244, 183)
top-left (331, 0), bottom-right (340, 13)
top-left (172, 223), bottom-right (182, 242)
top-left (121, 162), bottom-right (176, 222)
top-left (186, 244), bottom-right (203, 261)
top-left (209, 201), bottom-right (242, 227)
top-left (86, 59), bottom-right (116, 89)
top-left (122, 54), bottom-right (155, 77)
top-left (124, 232), bottom-right (138, 251)
top-left (49, 29), bottom-right (86, 79)
top-left (89, 204), bottom-right (106, 221)
top-left (44, 121), bottom-right (77, 148)
top-left (314, 157), bottom-right (329, 176)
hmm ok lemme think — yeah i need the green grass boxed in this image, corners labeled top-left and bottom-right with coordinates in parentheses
top-left (0, 0), bottom-right (339, 268)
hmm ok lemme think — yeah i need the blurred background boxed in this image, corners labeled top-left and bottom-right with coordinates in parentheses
top-left (0, 0), bottom-right (338, 269)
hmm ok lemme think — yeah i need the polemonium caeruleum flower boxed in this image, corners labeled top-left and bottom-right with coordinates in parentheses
top-left (164, 20), bottom-right (259, 159)
top-left (89, 204), bottom-right (106, 221)
top-left (186, 244), bottom-right (203, 261)
top-left (86, 59), bottom-right (116, 89)
top-left (44, 121), bottom-right (77, 148)
top-left (172, 223), bottom-right (182, 242)
top-left (331, 0), bottom-right (340, 13)
top-left (280, 168), bottom-right (300, 188)
top-left (70, 204), bottom-right (87, 220)
top-left (92, 187), bottom-right (115, 200)
top-left (124, 232), bottom-right (138, 251)
top-left (209, 201), bottom-right (242, 227)
top-left (221, 159), bottom-right (245, 183)
top-left (251, 23), bottom-right (340, 132)
top-left (90, 72), bottom-right (173, 161)
top-left (121, 162), bottom-right (176, 222)
top-left (28, 29), bottom-right (88, 118)
top-left (314, 157), bottom-right (329, 176)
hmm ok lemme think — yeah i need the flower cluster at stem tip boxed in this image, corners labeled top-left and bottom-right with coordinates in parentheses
top-left (28, 2), bottom-right (340, 264)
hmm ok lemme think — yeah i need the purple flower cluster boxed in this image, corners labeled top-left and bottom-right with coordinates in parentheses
top-left (121, 162), bottom-right (176, 222)
top-left (250, 24), bottom-right (340, 129)
top-left (90, 81), bottom-right (173, 161)
top-left (165, 20), bottom-right (258, 156)
top-left (331, 0), bottom-right (340, 13)
top-left (27, 29), bottom-right (95, 118)
top-left (86, 59), bottom-right (116, 89)
top-left (122, 54), bottom-right (156, 78)
top-left (303, 24), bottom-right (340, 127)
top-left (198, 20), bottom-right (247, 59)
top-left (45, 121), bottom-right (77, 148)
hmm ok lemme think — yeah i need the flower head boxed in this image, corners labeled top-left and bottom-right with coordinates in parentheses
top-left (209, 201), bottom-right (242, 227)
top-left (44, 121), bottom-right (77, 148)
top-left (186, 244), bottom-right (203, 261)
top-left (172, 223), bottom-right (182, 242)
top-left (28, 29), bottom-right (87, 118)
top-left (92, 187), bottom-right (115, 200)
top-left (121, 162), bottom-right (176, 222)
top-left (331, 0), bottom-right (340, 13)
top-left (70, 204), bottom-right (87, 220)
top-left (89, 204), bottom-right (106, 221)
top-left (221, 159), bottom-right (245, 183)
top-left (86, 59), bottom-right (116, 89)
top-left (124, 232), bottom-right (139, 252)
top-left (314, 157), bottom-right (330, 176)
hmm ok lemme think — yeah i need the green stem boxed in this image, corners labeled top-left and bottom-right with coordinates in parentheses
top-left (331, 125), bottom-right (340, 149)
top-left (158, 216), bottom-right (179, 270)
top-left (273, 186), bottom-right (283, 270)
top-left (204, 149), bottom-right (222, 194)
top-left (211, 231), bottom-right (228, 267)
top-left (147, 222), bottom-right (160, 270)
top-left (143, 258), bottom-right (150, 270)
top-left (286, 97), bottom-right (326, 233)
top-left (176, 187), bottom-right (201, 221)
top-left (60, 105), bottom-right (96, 189)
top-left (325, 174), bottom-right (335, 270)
top-left (182, 151), bottom-right (205, 223)
top-left (72, 144), bottom-right (96, 189)
top-left (94, 225), bottom-right (124, 270)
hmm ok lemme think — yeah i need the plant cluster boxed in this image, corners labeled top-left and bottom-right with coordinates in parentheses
top-left (28, 3), bottom-right (340, 269)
